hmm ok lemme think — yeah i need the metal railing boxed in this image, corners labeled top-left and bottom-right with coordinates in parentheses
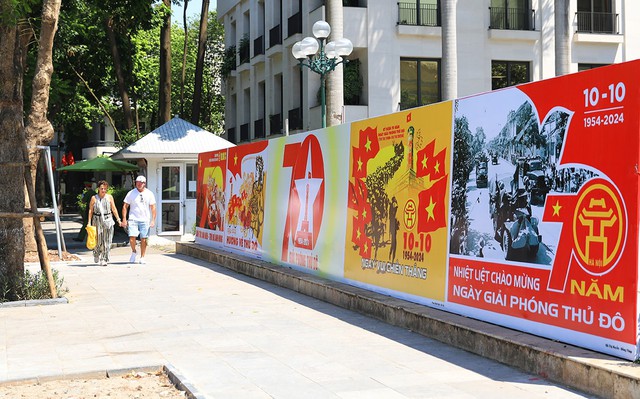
top-left (398, 2), bottom-right (440, 26)
top-left (489, 7), bottom-right (535, 30)
top-left (288, 12), bottom-right (302, 37)
top-left (269, 24), bottom-right (282, 47)
top-left (288, 108), bottom-right (302, 130)
top-left (576, 11), bottom-right (618, 34)
top-left (240, 123), bottom-right (249, 142)
top-left (254, 118), bottom-right (265, 139)
top-left (269, 113), bottom-right (282, 134)
top-left (253, 36), bottom-right (264, 57)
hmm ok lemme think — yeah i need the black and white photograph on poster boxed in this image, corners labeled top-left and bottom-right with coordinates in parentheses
top-left (449, 88), bottom-right (599, 263)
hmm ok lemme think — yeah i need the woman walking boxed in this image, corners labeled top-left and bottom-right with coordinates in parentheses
top-left (87, 180), bottom-right (122, 266)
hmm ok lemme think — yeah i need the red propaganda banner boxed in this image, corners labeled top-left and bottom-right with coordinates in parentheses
top-left (195, 149), bottom-right (228, 246)
top-left (447, 61), bottom-right (639, 359)
top-left (224, 141), bottom-right (269, 255)
top-left (344, 102), bottom-right (453, 301)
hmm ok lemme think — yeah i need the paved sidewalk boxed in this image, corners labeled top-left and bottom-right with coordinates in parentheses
top-left (0, 216), bottom-right (600, 398)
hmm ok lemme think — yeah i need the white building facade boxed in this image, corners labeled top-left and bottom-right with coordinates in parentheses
top-left (217, 0), bottom-right (640, 143)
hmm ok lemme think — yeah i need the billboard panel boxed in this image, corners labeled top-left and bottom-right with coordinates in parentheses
top-left (196, 60), bottom-right (640, 360)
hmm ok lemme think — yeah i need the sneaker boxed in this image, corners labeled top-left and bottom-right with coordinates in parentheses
top-left (129, 252), bottom-right (137, 263)
top-left (138, 257), bottom-right (146, 264)
top-left (100, 260), bottom-right (107, 267)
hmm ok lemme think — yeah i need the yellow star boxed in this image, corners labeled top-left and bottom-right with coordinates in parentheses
top-left (434, 160), bottom-right (441, 174)
top-left (234, 153), bottom-right (238, 165)
top-left (425, 197), bottom-right (436, 221)
top-left (421, 154), bottom-right (428, 170)
top-left (356, 228), bottom-right (361, 240)
top-left (357, 157), bottom-right (363, 171)
top-left (364, 242), bottom-right (369, 254)
top-left (365, 137), bottom-right (372, 151)
top-left (362, 208), bottom-right (367, 219)
top-left (553, 200), bottom-right (562, 217)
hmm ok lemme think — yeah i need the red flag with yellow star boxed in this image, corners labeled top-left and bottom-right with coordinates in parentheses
top-left (417, 175), bottom-right (448, 233)
top-left (427, 147), bottom-right (447, 180)
top-left (357, 126), bottom-right (380, 162)
top-left (416, 139), bottom-right (435, 178)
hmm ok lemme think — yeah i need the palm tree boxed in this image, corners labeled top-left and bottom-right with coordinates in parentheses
top-left (441, 0), bottom-right (458, 100)
top-left (326, 0), bottom-right (344, 127)
top-left (555, 0), bottom-right (570, 76)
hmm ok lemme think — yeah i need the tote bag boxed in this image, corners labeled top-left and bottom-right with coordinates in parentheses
top-left (86, 225), bottom-right (97, 250)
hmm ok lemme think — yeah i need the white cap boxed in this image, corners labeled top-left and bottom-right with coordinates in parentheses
top-left (135, 175), bottom-right (146, 183)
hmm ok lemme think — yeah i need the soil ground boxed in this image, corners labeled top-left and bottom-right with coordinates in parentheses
top-left (0, 370), bottom-right (187, 398)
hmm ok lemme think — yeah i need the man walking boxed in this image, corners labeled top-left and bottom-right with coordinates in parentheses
top-left (122, 175), bottom-right (157, 264)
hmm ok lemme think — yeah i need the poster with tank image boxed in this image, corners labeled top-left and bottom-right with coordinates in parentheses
top-left (447, 61), bottom-right (639, 360)
top-left (449, 89), bottom-right (572, 264)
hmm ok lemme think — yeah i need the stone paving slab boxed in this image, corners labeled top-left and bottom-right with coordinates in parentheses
top-left (177, 242), bottom-right (640, 399)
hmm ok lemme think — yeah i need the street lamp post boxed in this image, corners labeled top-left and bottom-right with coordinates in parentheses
top-left (292, 20), bottom-right (353, 128)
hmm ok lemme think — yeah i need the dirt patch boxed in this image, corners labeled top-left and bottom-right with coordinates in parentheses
top-left (24, 249), bottom-right (81, 263)
top-left (0, 370), bottom-right (188, 398)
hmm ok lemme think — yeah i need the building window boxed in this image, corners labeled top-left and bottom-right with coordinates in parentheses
top-left (492, 61), bottom-right (530, 90)
top-left (578, 63), bottom-right (608, 71)
top-left (400, 58), bottom-right (440, 111)
top-left (577, 0), bottom-right (616, 33)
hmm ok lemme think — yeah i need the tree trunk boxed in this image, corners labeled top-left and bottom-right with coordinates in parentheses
top-left (441, 0), bottom-right (457, 100)
top-left (555, 0), bottom-right (570, 76)
top-left (159, 0), bottom-right (172, 124)
top-left (105, 16), bottom-right (133, 130)
top-left (180, 0), bottom-right (189, 117)
top-left (23, 0), bottom-right (62, 252)
top-left (0, 7), bottom-right (27, 292)
top-left (325, 0), bottom-right (344, 127)
top-left (191, 0), bottom-right (210, 126)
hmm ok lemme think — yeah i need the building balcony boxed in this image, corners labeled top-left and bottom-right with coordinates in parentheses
top-left (240, 123), bottom-right (250, 142)
top-left (254, 118), bottom-right (265, 139)
top-left (576, 11), bottom-right (618, 34)
top-left (397, 2), bottom-right (440, 27)
top-left (489, 7), bottom-right (535, 30)
top-left (269, 24), bottom-right (282, 48)
top-left (253, 35), bottom-right (264, 57)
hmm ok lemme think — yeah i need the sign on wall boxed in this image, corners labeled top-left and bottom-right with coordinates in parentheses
top-left (196, 60), bottom-right (640, 360)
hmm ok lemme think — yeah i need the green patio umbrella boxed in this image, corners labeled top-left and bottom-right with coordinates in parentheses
top-left (57, 156), bottom-right (139, 172)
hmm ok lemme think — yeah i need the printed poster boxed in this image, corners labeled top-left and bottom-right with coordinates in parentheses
top-left (195, 149), bottom-right (227, 246)
top-left (224, 141), bottom-right (269, 255)
top-left (344, 102), bottom-right (453, 301)
top-left (267, 127), bottom-right (350, 276)
top-left (447, 61), bottom-right (639, 359)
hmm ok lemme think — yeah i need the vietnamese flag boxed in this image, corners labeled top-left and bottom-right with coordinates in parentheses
top-left (417, 175), bottom-right (448, 233)
top-left (351, 215), bottom-right (366, 247)
top-left (228, 141), bottom-right (268, 178)
top-left (416, 139), bottom-right (435, 178)
top-left (358, 126), bottom-right (380, 161)
top-left (427, 147), bottom-right (447, 180)
top-left (351, 146), bottom-right (368, 179)
top-left (359, 236), bottom-right (373, 258)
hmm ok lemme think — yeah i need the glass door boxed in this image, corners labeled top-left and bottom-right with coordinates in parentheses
top-left (159, 164), bottom-right (183, 233)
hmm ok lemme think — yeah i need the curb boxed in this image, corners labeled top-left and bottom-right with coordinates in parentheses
top-left (0, 297), bottom-right (68, 309)
top-left (177, 242), bottom-right (640, 399)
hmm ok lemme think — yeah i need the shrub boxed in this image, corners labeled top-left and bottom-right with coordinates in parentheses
top-left (0, 269), bottom-right (69, 303)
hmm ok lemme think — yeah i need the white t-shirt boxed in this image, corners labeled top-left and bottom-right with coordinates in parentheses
top-left (124, 188), bottom-right (156, 222)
